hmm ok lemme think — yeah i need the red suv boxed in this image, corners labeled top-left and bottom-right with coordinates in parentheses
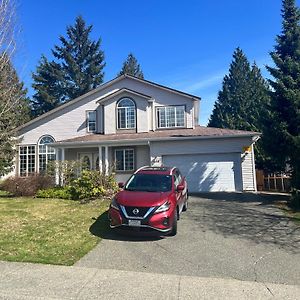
top-left (108, 166), bottom-right (188, 236)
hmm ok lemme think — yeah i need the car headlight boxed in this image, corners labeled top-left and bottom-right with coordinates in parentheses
top-left (155, 201), bottom-right (171, 213)
top-left (110, 198), bottom-right (119, 211)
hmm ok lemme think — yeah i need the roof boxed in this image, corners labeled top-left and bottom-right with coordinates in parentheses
top-left (17, 74), bottom-right (200, 131)
top-left (53, 126), bottom-right (261, 146)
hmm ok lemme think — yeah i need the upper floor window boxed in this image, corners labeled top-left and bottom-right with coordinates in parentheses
top-left (38, 135), bottom-right (56, 172)
top-left (87, 111), bottom-right (96, 132)
top-left (117, 98), bottom-right (136, 129)
top-left (157, 106), bottom-right (185, 128)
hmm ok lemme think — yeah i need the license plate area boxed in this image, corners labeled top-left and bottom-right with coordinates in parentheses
top-left (128, 219), bottom-right (141, 227)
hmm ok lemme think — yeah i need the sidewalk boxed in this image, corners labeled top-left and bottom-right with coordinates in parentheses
top-left (0, 261), bottom-right (299, 299)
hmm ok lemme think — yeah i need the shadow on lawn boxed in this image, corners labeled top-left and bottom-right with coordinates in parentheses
top-left (189, 193), bottom-right (300, 254)
top-left (89, 211), bottom-right (162, 242)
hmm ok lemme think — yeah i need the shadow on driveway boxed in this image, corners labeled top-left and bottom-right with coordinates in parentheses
top-left (188, 193), bottom-right (300, 253)
top-left (89, 211), bottom-right (163, 242)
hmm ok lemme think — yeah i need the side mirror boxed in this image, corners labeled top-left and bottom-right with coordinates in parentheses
top-left (177, 184), bottom-right (184, 192)
top-left (118, 182), bottom-right (124, 188)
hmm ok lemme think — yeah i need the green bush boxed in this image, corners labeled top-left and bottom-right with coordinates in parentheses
top-left (289, 189), bottom-right (300, 210)
top-left (36, 187), bottom-right (72, 199)
top-left (37, 170), bottom-right (118, 200)
top-left (68, 170), bottom-right (118, 200)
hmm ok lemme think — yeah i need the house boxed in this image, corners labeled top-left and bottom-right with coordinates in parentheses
top-left (15, 74), bottom-right (260, 193)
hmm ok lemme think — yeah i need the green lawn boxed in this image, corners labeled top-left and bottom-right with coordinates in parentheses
top-left (0, 196), bottom-right (109, 265)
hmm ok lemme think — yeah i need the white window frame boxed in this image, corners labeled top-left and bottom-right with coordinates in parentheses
top-left (117, 98), bottom-right (136, 129)
top-left (115, 148), bottom-right (135, 171)
top-left (87, 111), bottom-right (97, 133)
top-left (156, 105), bottom-right (185, 129)
top-left (19, 145), bottom-right (36, 176)
top-left (38, 135), bottom-right (56, 172)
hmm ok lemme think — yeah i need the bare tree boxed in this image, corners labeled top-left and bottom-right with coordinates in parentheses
top-left (0, 0), bottom-right (29, 176)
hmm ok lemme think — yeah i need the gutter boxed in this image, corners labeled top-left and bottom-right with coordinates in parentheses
top-left (50, 132), bottom-right (261, 148)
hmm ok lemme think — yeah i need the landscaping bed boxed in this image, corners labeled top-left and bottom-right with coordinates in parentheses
top-left (0, 196), bottom-right (109, 265)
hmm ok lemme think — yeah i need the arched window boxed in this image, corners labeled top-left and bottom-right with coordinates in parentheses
top-left (38, 135), bottom-right (56, 172)
top-left (117, 98), bottom-right (136, 129)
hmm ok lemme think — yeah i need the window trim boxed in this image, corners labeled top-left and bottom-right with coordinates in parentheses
top-left (116, 97), bottom-right (136, 130)
top-left (114, 148), bottom-right (135, 172)
top-left (86, 110), bottom-right (97, 133)
top-left (18, 144), bottom-right (36, 177)
top-left (156, 105), bottom-right (186, 129)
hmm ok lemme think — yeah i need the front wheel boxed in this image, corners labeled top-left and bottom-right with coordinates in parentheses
top-left (182, 193), bottom-right (188, 212)
top-left (169, 212), bottom-right (178, 236)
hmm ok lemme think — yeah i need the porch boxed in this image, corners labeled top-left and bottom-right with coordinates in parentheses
top-left (54, 144), bottom-right (150, 183)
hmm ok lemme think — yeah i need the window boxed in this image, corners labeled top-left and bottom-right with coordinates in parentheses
top-left (19, 145), bottom-right (36, 176)
top-left (157, 106), bottom-right (185, 128)
top-left (38, 136), bottom-right (56, 172)
top-left (117, 98), bottom-right (136, 129)
top-left (115, 149), bottom-right (134, 171)
top-left (87, 111), bottom-right (96, 132)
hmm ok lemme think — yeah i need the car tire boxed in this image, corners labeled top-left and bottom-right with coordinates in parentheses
top-left (182, 193), bottom-right (188, 212)
top-left (169, 212), bottom-right (178, 236)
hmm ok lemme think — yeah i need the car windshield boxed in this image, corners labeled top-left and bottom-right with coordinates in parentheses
top-left (125, 174), bottom-right (172, 192)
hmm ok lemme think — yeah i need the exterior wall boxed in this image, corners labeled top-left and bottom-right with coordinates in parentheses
top-left (18, 77), bottom-right (197, 145)
top-left (241, 145), bottom-right (256, 191)
top-left (103, 91), bottom-right (150, 134)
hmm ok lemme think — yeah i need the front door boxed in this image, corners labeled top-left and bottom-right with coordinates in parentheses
top-left (78, 153), bottom-right (99, 170)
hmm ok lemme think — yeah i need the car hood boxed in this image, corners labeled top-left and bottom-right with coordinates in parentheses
top-left (116, 190), bottom-right (172, 207)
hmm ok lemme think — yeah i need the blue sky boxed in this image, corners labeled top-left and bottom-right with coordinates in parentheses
top-left (15, 0), bottom-right (297, 125)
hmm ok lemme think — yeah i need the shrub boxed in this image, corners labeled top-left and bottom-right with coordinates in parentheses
top-left (36, 186), bottom-right (72, 199)
top-left (1, 174), bottom-right (55, 196)
top-left (68, 170), bottom-right (118, 200)
top-left (289, 189), bottom-right (300, 211)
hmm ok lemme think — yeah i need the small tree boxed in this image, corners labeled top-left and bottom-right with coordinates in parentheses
top-left (118, 53), bottom-right (144, 78)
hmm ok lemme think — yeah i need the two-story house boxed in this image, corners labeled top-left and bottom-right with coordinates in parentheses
top-left (15, 74), bottom-right (260, 192)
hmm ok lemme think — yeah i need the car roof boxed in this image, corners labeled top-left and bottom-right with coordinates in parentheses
top-left (135, 166), bottom-right (175, 175)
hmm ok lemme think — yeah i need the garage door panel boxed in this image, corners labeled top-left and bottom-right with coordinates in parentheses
top-left (163, 154), bottom-right (241, 192)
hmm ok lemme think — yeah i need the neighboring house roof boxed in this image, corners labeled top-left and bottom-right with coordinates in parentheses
top-left (17, 74), bottom-right (200, 131)
top-left (96, 88), bottom-right (153, 104)
top-left (53, 126), bottom-right (261, 146)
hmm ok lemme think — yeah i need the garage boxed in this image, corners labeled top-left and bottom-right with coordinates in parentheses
top-left (163, 153), bottom-right (242, 192)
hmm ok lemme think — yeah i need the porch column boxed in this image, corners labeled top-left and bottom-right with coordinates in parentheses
top-left (60, 147), bottom-right (65, 186)
top-left (98, 146), bottom-right (103, 173)
top-left (61, 147), bottom-right (65, 161)
top-left (55, 148), bottom-right (59, 185)
top-left (105, 146), bottom-right (109, 175)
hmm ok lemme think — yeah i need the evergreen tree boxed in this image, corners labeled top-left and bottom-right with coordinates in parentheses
top-left (118, 53), bottom-right (144, 78)
top-left (208, 48), bottom-right (271, 169)
top-left (266, 0), bottom-right (300, 188)
top-left (0, 54), bottom-right (30, 176)
top-left (32, 16), bottom-right (105, 116)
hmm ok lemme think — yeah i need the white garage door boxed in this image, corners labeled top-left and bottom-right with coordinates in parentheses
top-left (163, 153), bottom-right (241, 192)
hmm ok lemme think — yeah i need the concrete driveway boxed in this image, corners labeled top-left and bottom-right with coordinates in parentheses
top-left (75, 193), bottom-right (300, 286)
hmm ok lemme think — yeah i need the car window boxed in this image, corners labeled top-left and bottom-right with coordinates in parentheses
top-left (125, 174), bottom-right (172, 192)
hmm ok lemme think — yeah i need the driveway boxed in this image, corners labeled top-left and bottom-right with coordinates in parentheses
top-left (75, 193), bottom-right (300, 286)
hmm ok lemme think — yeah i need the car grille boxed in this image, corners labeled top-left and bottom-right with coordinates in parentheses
top-left (124, 206), bottom-right (151, 218)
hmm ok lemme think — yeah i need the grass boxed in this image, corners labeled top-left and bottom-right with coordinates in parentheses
top-left (276, 202), bottom-right (300, 224)
top-left (0, 196), bottom-right (110, 265)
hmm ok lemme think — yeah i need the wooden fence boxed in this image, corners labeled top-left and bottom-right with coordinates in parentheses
top-left (256, 170), bottom-right (291, 192)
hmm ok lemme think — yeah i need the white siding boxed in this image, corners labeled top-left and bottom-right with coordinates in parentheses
top-left (19, 77), bottom-right (197, 145)
top-left (242, 146), bottom-right (256, 191)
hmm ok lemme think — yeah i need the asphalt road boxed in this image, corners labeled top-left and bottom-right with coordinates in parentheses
top-left (75, 193), bottom-right (300, 286)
